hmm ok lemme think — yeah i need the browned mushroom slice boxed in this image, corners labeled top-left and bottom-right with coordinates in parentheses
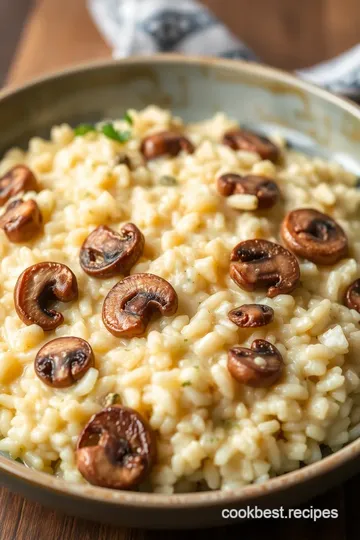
top-left (80, 223), bottom-right (144, 278)
top-left (217, 174), bottom-right (280, 209)
top-left (228, 304), bottom-right (274, 328)
top-left (0, 199), bottom-right (42, 243)
top-left (35, 337), bottom-right (94, 388)
top-left (230, 239), bottom-right (300, 298)
top-left (222, 129), bottom-right (280, 163)
top-left (228, 339), bottom-right (283, 387)
top-left (281, 208), bottom-right (348, 265)
top-left (76, 405), bottom-right (156, 489)
top-left (344, 279), bottom-right (360, 313)
top-left (0, 165), bottom-right (38, 206)
top-left (102, 273), bottom-right (178, 338)
top-left (140, 131), bottom-right (194, 161)
top-left (14, 262), bottom-right (78, 330)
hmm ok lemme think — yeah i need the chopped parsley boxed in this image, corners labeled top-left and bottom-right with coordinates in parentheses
top-left (159, 175), bottom-right (178, 186)
top-left (123, 111), bottom-right (133, 125)
top-left (74, 121), bottom-right (131, 143)
top-left (74, 123), bottom-right (96, 136)
top-left (223, 419), bottom-right (235, 429)
top-left (103, 393), bottom-right (121, 407)
top-left (181, 381), bottom-right (192, 387)
top-left (101, 123), bottom-right (131, 143)
top-left (209, 437), bottom-right (219, 444)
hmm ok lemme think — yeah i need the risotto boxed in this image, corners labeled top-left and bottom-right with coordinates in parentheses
top-left (0, 106), bottom-right (360, 493)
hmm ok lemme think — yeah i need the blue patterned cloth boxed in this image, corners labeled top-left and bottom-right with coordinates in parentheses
top-left (88, 0), bottom-right (360, 99)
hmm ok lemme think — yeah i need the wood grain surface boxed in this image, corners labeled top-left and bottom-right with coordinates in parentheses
top-left (0, 0), bottom-right (33, 85)
top-left (1, 0), bottom-right (360, 539)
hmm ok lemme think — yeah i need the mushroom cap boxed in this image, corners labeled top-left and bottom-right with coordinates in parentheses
top-left (222, 129), bottom-right (280, 163)
top-left (35, 337), bottom-right (95, 388)
top-left (80, 223), bottom-right (144, 278)
top-left (228, 304), bottom-right (274, 328)
top-left (102, 273), bottom-right (178, 338)
top-left (230, 239), bottom-right (300, 298)
top-left (140, 131), bottom-right (194, 160)
top-left (228, 339), bottom-right (283, 387)
top-left (0, 198), bottom-right (42, 243)
top-left (0, 165), bottom-right (38, 206)
top-left (14, 262), bottom-right (78, 330)
top-left (344, 278), bottom-right (360, 314)
top-left (281, 208), bottom-right (348, 265)
top-left (76, 405), bottom-right (156, 489)
top-left (217, 174), bottom-right (280, 209)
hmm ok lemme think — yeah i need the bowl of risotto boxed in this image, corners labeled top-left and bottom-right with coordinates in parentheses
top-left (0, 55), bottom-right (360, 527)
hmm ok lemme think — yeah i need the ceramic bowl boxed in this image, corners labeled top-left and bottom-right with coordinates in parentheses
top-left (0, 55), bottom-right (360, 529)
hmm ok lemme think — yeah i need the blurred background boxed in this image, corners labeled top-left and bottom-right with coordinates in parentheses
top-left (1, 0), bottom-right (360, 88)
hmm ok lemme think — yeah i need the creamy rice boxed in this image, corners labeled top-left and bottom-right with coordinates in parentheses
top-left (0, 106), bottom-right (360, 493)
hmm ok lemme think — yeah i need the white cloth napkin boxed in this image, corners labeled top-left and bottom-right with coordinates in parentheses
top-left (88, 0), bottom-right (360, 99)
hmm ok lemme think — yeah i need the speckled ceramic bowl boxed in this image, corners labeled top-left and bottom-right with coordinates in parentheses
top-left (0, 55), bottom-right (360, 529)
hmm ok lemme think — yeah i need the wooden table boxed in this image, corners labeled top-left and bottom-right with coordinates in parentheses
top-left (1, 0), bottom-right (360, 538)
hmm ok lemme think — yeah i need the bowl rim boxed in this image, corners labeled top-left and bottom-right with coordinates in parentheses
top-left (2, 52), bottom-right (360, 118)
top-left (1, 53), bottom-right (360, 509)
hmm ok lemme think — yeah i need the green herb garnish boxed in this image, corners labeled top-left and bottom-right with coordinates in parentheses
top-left (103, 392), bottom-right (121, 407)
top-left (209, 437), bottom-right (219, 444)
top-left (182, 381), bottom-right (192, 387)
top-left (159, 175), bottom-right (178, 186)
top-left (74, 121), bottom-right (132, 143)
top-left (74, 123), bottom-right (96, 136)
top-left (223, 419), bottom-right (235, 429)
top-left (101, 123), bottom-right (131, 143)
top-left (123, 111), bottom-right (133, 125)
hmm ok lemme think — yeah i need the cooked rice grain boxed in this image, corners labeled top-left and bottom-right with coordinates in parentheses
top-left (0, 107), bottom-right (359, 492)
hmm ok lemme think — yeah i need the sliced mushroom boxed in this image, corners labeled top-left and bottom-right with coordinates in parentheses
top-left (227, 339), bottom-right (283, 387)
top-left (0, 199), bottom-right (42, 242)
top-left (14, 262), bottom-right (78, 330)
top-left (228, 304), bottom-right (274, 328)
top-left (76, 405), bottom-right (156, 489)
top-left (281, 208), bottom-right (348, 265)
top-left (35, 337), bottom-right (94, 388)
top-left (230, 239), bottom-right (300, 298)
top-left (222, 129), bottom-right (280, 163)
top-left (344, 279), bottom-right (360, 313)
top-left (80, 223), bottom-right (144, 278)
top-left (0, 165), bottom-right (38, 206)
top-left (140, 131), bottom-right (194, 160)
top-left (102, 273), bottom-right (178, 338)
top-left (217, 173), bottom-right (280, 209)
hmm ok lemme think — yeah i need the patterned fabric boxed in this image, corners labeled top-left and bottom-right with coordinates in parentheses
top-left (88, 0), bottom-right (257, 59)
top-left (88, 0), bottom-right (360, 98)
top-left (298, 44), bottom-right (360, 98)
